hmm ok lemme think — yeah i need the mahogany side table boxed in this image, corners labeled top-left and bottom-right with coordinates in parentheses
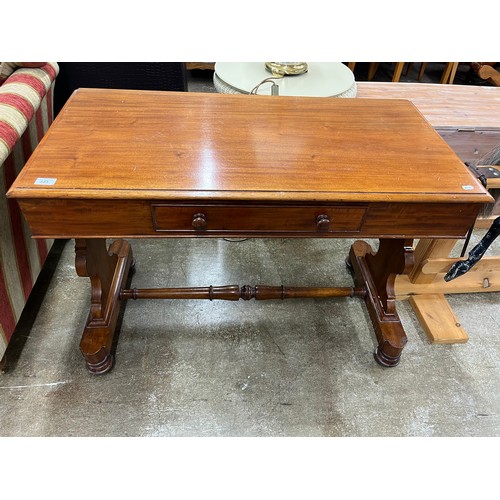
top-left (7, 89), bottom-right (492, 374)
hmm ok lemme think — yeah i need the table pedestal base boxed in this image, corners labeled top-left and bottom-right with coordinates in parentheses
top-left (74, 238), bottom-right (414, 374)
top-left (75, 239), bottom-right (133, 374)
top-left (348, 239), bottom-right (415, 367)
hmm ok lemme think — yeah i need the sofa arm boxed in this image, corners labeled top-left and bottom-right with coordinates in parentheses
top-left (0, 62), bottom-right (59, 165)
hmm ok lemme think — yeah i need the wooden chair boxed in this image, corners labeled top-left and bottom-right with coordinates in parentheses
top-left (347, 62), bottom-right (405, 82)
top-left (471, 62), bottom-right (500, 86)
top-left (411, 62), bottom-right (460, 84)
top-left (348, 62), bottom-right (459, 83)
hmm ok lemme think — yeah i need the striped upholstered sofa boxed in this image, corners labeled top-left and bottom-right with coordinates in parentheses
top-left (0, 62), bottom-right (59, 369)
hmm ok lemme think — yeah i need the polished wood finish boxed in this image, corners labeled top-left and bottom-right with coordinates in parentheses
top-left (7, 89), bottom-right (492, 372)
top-left (120, 285), bottom-right (366, 301)
top-left (10, 90), bottom-right (489, 204)
top-left (14, 199), bottom-right (481, 239)
top-left (75, 238), bottom-right (133, 373)
top-left (153, 204), bottom-right (367, 235)
top-left (348, 239), bottom-right (415, 366)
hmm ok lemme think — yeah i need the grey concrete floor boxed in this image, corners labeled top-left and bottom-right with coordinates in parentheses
top-left (1, 65), bottom-right (499, 439)
top-left (1, 234), bottom-right (499, 437)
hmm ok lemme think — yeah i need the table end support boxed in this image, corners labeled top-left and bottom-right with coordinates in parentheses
top-left (349, 239), bottom-right (414, 367)
top-left (75, 239), bottom-right (133, 375)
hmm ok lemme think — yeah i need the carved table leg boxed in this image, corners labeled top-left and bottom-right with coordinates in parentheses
top-left (75, 239), bottom-right (133, 374)
top-left (348, 239), bottom-right (414, 367)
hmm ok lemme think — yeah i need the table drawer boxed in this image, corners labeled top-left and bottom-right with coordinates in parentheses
top-left (152, 204), bottom-right (367, 234)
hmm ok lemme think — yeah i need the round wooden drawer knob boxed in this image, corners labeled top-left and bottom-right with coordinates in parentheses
top-left (316, 214), bottom-right (330, 231)
top-left (192, 213), bottom-right (207, 230)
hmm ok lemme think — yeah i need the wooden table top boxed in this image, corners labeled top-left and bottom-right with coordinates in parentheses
top-left (8, 88), bottom-right (490, 204)
top-left (356, 82), bottom-right (500, 129)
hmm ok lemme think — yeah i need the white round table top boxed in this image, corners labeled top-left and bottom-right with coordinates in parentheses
top-left (214, 62), bottom-right (356, 97)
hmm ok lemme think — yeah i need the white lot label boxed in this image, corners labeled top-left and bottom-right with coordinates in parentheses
top-left (34, 178), bottom-right (57, 186)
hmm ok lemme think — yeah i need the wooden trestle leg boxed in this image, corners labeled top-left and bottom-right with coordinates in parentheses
top-left (72, 237), bottom-right (414, 372)
top-left (75, 238), bottom-right (133, 374)
top-left (348, 239), bottom-right (415, 367)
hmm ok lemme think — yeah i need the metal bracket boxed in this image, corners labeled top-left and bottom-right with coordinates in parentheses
top-left (465, 162), bottom-right (487, 187)
top-left (465, 162), bottom-right (500, 188)
top-left (477, 165), bottom-right (500, 181)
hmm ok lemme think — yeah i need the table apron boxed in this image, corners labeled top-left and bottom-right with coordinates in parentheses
top-left (17, 198), bottom-right (481, 240)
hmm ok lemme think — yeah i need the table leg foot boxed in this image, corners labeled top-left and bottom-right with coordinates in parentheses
top-left (349, 239), bottom-right (414, 367)
top-left (75, 238), bottom-right (133, 375)
top-left (374, 345), bottom-right (401, 367)
top-left (86, 352), bottom-right (114, 375)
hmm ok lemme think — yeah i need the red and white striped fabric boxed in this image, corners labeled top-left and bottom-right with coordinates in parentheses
top-left (0, 62), bottom-right (59, 366)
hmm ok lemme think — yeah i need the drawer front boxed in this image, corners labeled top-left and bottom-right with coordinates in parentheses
top-left (17, 199), bottom-right (479, 239)
top-left (152, 204), bottom-right (367, 234)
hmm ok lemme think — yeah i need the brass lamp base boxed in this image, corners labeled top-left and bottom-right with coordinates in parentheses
top-left (265, 62), bottom-right (308, 76)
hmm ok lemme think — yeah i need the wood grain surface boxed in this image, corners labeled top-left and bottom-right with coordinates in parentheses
top-left (356, 82), bottom-right (500, 129)
top-left (8, 89), bottom-right (491, 204)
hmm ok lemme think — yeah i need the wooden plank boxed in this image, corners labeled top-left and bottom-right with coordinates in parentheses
top-left (409, 239), bottom-right (457, 284)
top-left (409, 294), bottom-right (468, 344)
top-left (485, 176), bottom-right (500, 188)
top-left (395, 270), bottom-right (500, 299)
top-left (421, 255), bottom-right (500, 274)
top-left (475, 216), bottom-right (499, 229)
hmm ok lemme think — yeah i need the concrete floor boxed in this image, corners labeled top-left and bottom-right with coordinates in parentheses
top-left (1, 64), bottom-right (499, 438)
top-left (1, 233), bottom-right (499, 437)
